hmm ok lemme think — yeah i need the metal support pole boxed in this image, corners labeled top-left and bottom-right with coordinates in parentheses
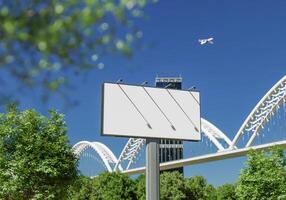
top-left (146, 138), bottom-right (160, 200)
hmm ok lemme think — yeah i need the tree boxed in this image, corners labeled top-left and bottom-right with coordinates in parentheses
top-left (185, 176), bottom-right (217, 200)
top-left (135, 171), bottom-right (187, 200)
top-left (67, 176), bottom-right (96, 200)
top-left (91, 172), bottom-right (137, 200)
top-left (0, 105), bottom-right (78, 199)
top-left (135, 174), bottom-right (146, 200)
top-left (0, 0), bottom-right (155, 104)
top-left (236, 147), bottom-right (286, 200)
top-left (216, 184), bottom-right (237, 200)
top-left (160, 171), bottom-right (187, 200)
top-left (135, 172), bottom-right (219, 200)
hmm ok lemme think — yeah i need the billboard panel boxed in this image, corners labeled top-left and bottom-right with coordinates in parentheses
top-left (101, 83), bottom-right (201, 141)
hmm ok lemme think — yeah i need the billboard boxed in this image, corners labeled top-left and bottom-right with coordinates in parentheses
top-left (101, 83), bottom-right (201, 141)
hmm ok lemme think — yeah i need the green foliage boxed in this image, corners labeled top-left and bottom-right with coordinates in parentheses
top-left (68, 173), bottom-right (138, 200)
top-left (160, 171), bottom-right (187, 200)
top-left (0, 0), bottom-right (155, 104)
top-left (279, 195), bottom-right (286, 200)
top-left (135, 172), bottom-right (190, 200)
top-left (185, 176), bottom-right (217, 200)
top-left (236, 147), bottom-right (286, 200)
top-left (67, 176), bottom-right (96, 200)
top-left (91, 172), bottom-right (137, 200)
top-left (216, 184), bottom-right (237, 200)
top-left (135, 172), bottom-right (217, 200)
top-left (135, 174), bottom-right (146, 200)
top-left (0, 107), bottom-right (78, 199)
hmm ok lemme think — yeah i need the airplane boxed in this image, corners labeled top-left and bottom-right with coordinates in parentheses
top-left (198, 37), bottom-right (214, 45)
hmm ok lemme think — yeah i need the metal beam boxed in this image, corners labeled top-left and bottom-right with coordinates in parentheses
top-left (123, 140), bottom-right (286, 175)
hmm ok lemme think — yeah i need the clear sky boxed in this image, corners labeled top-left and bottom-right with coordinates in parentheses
top-left (17, 0), bottom-right (286, 186)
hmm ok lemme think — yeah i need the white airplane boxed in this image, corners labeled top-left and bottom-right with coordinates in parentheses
top-left (198, 37), bottom-right (214, 45)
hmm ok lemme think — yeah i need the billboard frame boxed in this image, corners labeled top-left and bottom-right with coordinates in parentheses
top-left (100, 82), bottom-right (201, 141)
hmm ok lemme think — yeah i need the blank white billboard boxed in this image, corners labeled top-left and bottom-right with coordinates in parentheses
top-left (101, 83), bottom-right (201, 141)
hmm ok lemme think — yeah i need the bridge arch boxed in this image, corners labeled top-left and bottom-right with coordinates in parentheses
top-left (231, 75), bottom-right (286, 148)
top-left (73, 141), bottom-right (123, 172)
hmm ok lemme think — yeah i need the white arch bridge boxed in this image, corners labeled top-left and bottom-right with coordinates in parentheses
top-left (73, 75), bottom-right (286, 175)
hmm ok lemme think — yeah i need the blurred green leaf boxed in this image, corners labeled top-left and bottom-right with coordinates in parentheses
top-left (0, 0), bottom-right (156, 105)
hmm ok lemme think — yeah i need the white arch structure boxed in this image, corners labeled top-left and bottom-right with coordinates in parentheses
top-left (73, 141), bottom-right (123, 172)
top-left (73, 75), bottom-right (286, 173)
top-left (231, 75), bottom-right (286, 148)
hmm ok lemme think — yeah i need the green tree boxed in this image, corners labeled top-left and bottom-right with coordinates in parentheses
top-left (67, 176), bottom-right (96, 200)
top-left (135, 172), bottom-right (188, 200)
top-left (160, 171), bottom-right (187, 200)
top-left (216, 184), bottom-right (237, 200)
top-left (91, 172), bottom-right (137, 200)
top-left (185, 176), bottom-right (216, 200)
top-left (0, 105), bottom-right (78, 199)
top-left (0, 0), bottom-right (155, 104)
top-left (236, 147), bottom-right (286, 200)
top-left (135, 174), bottom-right (146, 200)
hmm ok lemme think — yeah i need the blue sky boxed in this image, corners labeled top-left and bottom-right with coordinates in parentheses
top-left (16, 0), bottom-right (286, 185)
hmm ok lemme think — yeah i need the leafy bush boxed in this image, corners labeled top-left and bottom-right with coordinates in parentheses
top-left (0, 105), bottom-right (78, 199)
